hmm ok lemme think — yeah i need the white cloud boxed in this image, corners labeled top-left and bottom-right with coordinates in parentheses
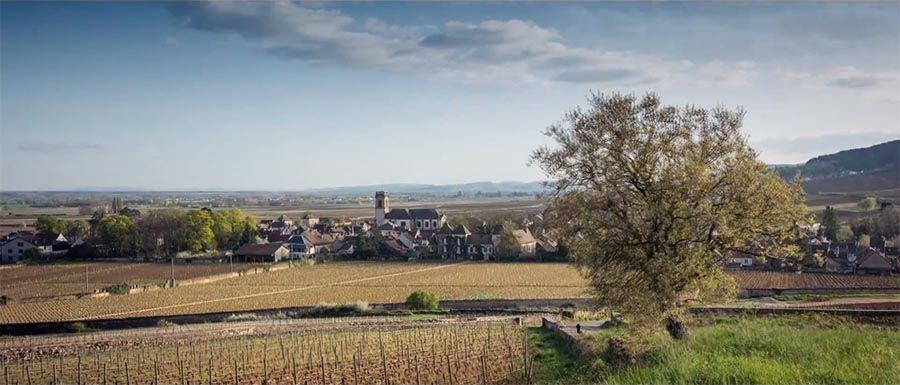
top-left (169, 2), bottom-right (756, 87)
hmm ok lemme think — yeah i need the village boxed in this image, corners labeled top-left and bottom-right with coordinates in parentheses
top-left (3, 190), bottom-right (896, 277)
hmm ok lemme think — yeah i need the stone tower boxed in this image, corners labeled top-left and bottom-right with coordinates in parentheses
top-left (375, 191), bottom-right (390, 225)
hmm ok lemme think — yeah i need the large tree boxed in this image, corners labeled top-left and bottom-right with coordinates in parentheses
top-left (531, 93), bottom-right (808, 328)
top-left (35, 215), bottom-right (68, 234)
top-left (96, 215), bottom-right (134, 257)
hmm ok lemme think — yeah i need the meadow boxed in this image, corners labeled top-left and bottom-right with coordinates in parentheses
top-left (2, 262), bottom-right (899, 324)
top-left (531, 315), bottom-right (900, 384)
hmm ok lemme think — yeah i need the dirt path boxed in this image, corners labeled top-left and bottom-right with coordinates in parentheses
top-left (77, 262), bottom-right (466, 321)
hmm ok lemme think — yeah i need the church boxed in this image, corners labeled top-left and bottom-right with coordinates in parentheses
top-left (374, 191), bottom-right (447, 231)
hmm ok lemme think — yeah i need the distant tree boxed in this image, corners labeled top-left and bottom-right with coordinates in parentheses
top-left (494, 221), bottom-right (521, 261)
top-left (135, 209), bottom-right (186, 257)
top-left (35, 215), bottom-right (68, 234)
top-left (352, 231), bottom-right (384, 259)
top-left (118, 207), bottom-right (142, 218)
top-left (23, 247), bottom-right (43, 260)
top-left (66, 220), bottom-right (89, 242)
top-left (835, 225), bottom-right (855, 242)
top-left (821, 206), bottom-right (838, 241)
top-left (531, 93), bottom-right (808, 330)
top-left (857, 197), bottom-right (878, 212)
top-left (211, 209), bottom-right (257, 250)
top-left (857, 234), bottom-right (871, 248)
top-left (97, 215), bottom-right (134, 257)
top-left (184, 210), bottom-right (215, 252)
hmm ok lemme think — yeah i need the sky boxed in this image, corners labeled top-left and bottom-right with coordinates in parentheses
top-left (1, 2), bottom-right (898, 191)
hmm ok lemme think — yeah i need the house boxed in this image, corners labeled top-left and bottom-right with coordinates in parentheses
top-left (727, 251), bottom-right (755, 268)
top-left (301, 231), bottom-right (335, 255)
top-left (855, 248), bottom-right (893, 275)
top-left (825, 255), bottom-right (854, 273)
top-left (437, 223), bottom-right (469, 259)
top-left (512, 229), bottom-right (537, 258)
top-left (381, 238), bottom-right (410, 258)
top-left (1, 236), bottom-right (37, 263)
top-left (331, 236), bottom-right (356, 256)
top-left (20, 232), bottom-right (70, 255)
top-left (466, 233), bottom-right (495, 260)
top-left (234, 242), bottom-right (290, 262)
top-left (299, 214), bottom-right (319, 228)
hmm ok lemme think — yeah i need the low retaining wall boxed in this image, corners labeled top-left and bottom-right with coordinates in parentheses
top-left (541, 316), bottom-right (596, 359)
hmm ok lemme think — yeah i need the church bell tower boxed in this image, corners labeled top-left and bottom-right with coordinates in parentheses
top-left (375, 191), bottom-right (390, 225)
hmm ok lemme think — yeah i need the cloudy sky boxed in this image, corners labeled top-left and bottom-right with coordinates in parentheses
top-left (1, 2), bottom-right (898, 190)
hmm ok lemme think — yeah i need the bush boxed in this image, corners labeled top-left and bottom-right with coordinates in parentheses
top-left (0, 295), bottom-right (9, 306)
top-left (308, 301), bottom-right (372, 317)
top-left (68, 322), bottom-right (90, 333)
top-left (602, 337), bottom-right (638, 367)
top-left (405, 291), bottom-right (439, 310)
top-left (666, 316), bottom-right (688, 339)
top-left (156, 319), bottom-right (177, 328)
top-left (102, 284), bottom-right (131, 295)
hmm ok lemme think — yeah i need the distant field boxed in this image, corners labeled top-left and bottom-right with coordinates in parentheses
top-left (2, 262), bottom-right (899, 324)
top-left (0, 197), bottom-right (545, 224)
top-left (0, 262), bottom-right (263, 302)
top-left (731, 271), bottom-right (900, 291)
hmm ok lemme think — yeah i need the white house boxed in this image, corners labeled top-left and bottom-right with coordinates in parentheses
top-left (1, 236), bottom-right (37, 263)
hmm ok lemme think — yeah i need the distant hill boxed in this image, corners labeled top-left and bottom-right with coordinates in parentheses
top-left (300, 181), bottom-right (548, 196)
top-left (772, 139), bottom-right (900, 194)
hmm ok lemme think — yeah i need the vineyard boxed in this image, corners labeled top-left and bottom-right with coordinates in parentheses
top-left (0, 262), bottom-right (587, 324)
top-left (0, 318), bottom-right (531, 385)
top-left (0, 262), bottom-right (264, 302)
top-left (1, 262), bottom-right (898, 324)
top-left (731, 271), bottom-right (900, 290)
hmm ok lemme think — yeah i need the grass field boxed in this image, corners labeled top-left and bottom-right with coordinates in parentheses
top-left (2, 262), bottom-right (899, 324)
top-left (531, 316), bottom-right (900, 384)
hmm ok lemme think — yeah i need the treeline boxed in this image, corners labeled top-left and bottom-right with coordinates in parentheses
top-left (820, 205), bottom-right (900, 244)
top-left (38, 208), bottom-right (258, 259)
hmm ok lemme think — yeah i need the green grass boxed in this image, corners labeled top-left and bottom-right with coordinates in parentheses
top-left (530, 316), bottom-right (900, 384)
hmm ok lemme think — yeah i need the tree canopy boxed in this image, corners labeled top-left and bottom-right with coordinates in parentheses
top-left (531, 92), bottom-right (808, 328)
top-left (35, 215), bottom-right (68, 234)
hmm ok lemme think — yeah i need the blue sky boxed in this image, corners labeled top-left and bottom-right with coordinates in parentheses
top-left (1, 2), bottom-right (898, 190)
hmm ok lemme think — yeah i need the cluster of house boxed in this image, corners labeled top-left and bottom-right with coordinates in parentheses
top-left (234, 191), bottom-right (557, 262)
top-left (727, 232), bottom-right (899, 275)
top-left (0, 231), bottom-right (70, 263)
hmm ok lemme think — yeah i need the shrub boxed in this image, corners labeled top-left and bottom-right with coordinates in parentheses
top-left (0, 295), bottom-right (9, 306)
top-left (68, 322), bottom-right (90, 333)
top-left (406, 291), bottom-right (439, 310)
top-left (308, 301), bottom-right (372, 317)
top-left (156, 319), bottom-right (177, 328)
top-left (666, 316), bottom-right (688, 339)
top-left (102, 284), bottom-right (131, 295)
top-left (602, 337), bottom-right (638, 367)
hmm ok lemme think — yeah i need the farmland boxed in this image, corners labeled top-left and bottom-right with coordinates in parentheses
top-left (731, 271), bottom-right (900, 291)
top-left (0, 262), bottom-right (264, 302)
top-left (2, 262), bottom-right (899, 325)
top-left (0, 262), bottom-right (587, 324)
top-left (0, 317), bottom-right (531, 385)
